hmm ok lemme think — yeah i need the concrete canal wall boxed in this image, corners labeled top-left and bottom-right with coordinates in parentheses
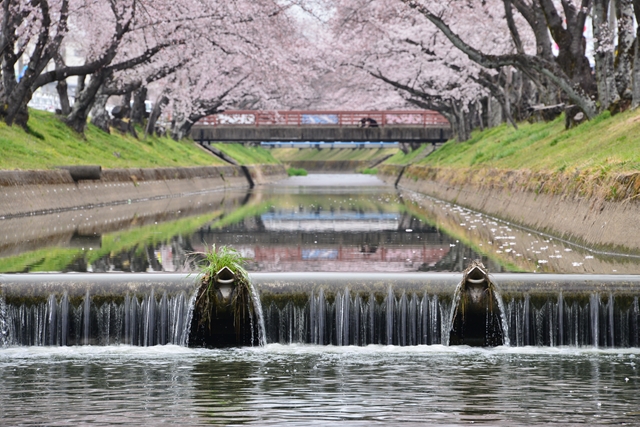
top-left (285, 160), bottom-right (374, 173)
top-left (379, 164), bottom-right (640, 253)
top-left (0, 164), bottom-right (287, 218)
top-left (244, 164), bottom-right (289, 184)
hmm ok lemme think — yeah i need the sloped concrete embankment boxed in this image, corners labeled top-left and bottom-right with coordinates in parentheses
top-left (244, 164), bottom-right (288, 185)
top-left (0, 164), bottom-right (287, 218)
top-left (379, 164), bottom-right (640, 253)
top-left (378, 164), bottom-right (406, 186)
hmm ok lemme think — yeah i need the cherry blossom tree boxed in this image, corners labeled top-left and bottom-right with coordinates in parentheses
top-left (2, 0), bottom-right (317, 137)
top-left (322, 0), bottom-right (537, 140)
top-left (57, 0), bottom-right (204, 133)
top-left (398, 0), bottom-right (640, 116)
top-left (159, 0), bottom-right (320, 140)
top-left (1, 0), bottom-right (70, 127)
top-left (6, 0), bottom-right (640, 141)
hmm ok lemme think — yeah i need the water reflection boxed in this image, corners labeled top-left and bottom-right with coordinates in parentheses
top-left (403, 190), bottom-right (640, 274)
top-left (192, 188), bottom-right (498, 273)
top-left (0, 174), bottom-right (638, 273)
top-left (0, 189), bottom-right (248, 273)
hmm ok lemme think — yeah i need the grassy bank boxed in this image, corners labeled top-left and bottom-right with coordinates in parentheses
top-left (0, 109), bottom-right (281, 170)
top-left (9, 108), bottom-right (638, 178)
top-left (210, 143), bottom-right (280, 164)
top-left (387, 111), bottom-right (640, 176)
top-left (383, 145), bottom-right (431, 165)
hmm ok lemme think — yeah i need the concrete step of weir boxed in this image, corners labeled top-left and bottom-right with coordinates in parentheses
top-left (3, 272), bottom-right (640, 300)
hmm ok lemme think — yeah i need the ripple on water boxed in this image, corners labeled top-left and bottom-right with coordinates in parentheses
top-left (1, 344), bottom-right (639, 425)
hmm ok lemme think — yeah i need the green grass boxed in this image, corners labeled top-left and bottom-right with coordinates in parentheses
top-left (287, 167), bottom-right (308, 176)
top-left (359, 168), bottom-right (378, 174)
top-left (0, 109), bottom-right (226, 170)
top-left (384, 145), bottom-right (430, 165)
top-left (208, 200), bottom-right (274, 230)
top-left (196, 244), bottom-right (249, 281)
top-left (421, 111), bottom-right (640, 175)
top-left (211, 143), bottom-right (280, 164)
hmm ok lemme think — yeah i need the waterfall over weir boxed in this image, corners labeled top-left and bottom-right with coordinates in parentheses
top-left (1, 291), bottom-right (194, 347)
top-left (255, 273), bottom-right (640, 348)
top-left (0, 274), bottom-right (196, 347)
top-left (2, 272), bottom-right (640, 348)
top-left (265, 288), bottom-right (448, 346)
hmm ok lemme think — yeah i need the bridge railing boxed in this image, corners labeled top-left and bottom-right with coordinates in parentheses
top-left (196, 110), bottom-right (449, 128)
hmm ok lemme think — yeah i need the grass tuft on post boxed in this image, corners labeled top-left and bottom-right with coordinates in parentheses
top-left (193, 244), bottom-right (255, 345)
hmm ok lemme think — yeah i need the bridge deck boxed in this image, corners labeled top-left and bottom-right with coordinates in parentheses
top-left (191, 110), bottom-right (452, 143)
top-left (193, 125), bottom-right (450, 143)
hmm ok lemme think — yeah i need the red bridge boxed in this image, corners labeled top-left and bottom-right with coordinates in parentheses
top-left (197, 110), bottom-right (449, 128)
top-left (192, 110), bottom-right (451, 143)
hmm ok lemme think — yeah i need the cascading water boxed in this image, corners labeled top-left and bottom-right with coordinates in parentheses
top-left (3, 273), bottom-right (640, 348)
top-left (0, 294), bottom-right (8, 347)
top-left (503, 292), bottom-right (640, 347)
top-left (260, 275), bottom-right (640, 348)
top-left (447, 261), bottom-right (505, 346)
top-left (248, 281), bottom-right (267, 346)
top-left (264, 287), bottom-right (447, 346)
top-left (2, 289), bottom-right (195, 346)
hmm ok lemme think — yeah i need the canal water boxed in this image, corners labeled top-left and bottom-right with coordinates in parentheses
top-left (2, 174), bottom-right (637, 275)
top-left (2, 174), bottom-right (640, 425)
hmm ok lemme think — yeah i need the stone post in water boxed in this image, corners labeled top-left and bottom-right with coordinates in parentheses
top-left (189, 257), bottom-right (260, 347)
top-left (449, 260), bottom-right (505, 346)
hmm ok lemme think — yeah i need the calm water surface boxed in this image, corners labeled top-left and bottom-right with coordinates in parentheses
top-left (1, 174), bottom-right (638, 274)
top-left (2, 174), bottom-right (640, 426)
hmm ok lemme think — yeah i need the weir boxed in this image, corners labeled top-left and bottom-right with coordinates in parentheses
top-left (2, 272), bottom-right (640, 348)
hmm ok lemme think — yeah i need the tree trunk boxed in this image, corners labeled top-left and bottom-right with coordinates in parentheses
top-left (2, 74), bottom-right (32, 128)
top-left (63, 72), bottom-right (106, 134)
top-left (53, 52), bottom-right (71, 115)
top-left (593, 0), bottom-right (618, 111)
top-left (451, 101), bottom-right (470, 142)
top-left (0, 21), bottom-right (46, 127)
top-left (77, 75), bottom-right (86, 93)
top-left (537, 0), bottom-right (596, 96)
top-left (401, 1), bottom-right (598, 119)
top-left (90, 93), bottom-right (111, 133)
top-left (614, 0), bottom-right (635, 100)
top-left (632, 26), bottom-right (640, 109)
top-left (501, 68), bottom-right (517, 127)
top-left (487, 96), bottom-right (503, 128)
top-left (1, 47), bottom-right (19, 123)
top-left (145, 94), bottom-right (169, 137)
top-left (3, 85), bottom-right (31, 128)
top-left (121, 91), bottom-right (132, 111)
top-left (476, 99), bottom-right (484, 131)
top-left (131, 87), bottom-right (147, 125)
top-left (56, 80), bottom-right (71, 115)
top-left (170, 116), bottom-right (191, 141)
top-left (172, 110), bottom-right (210, 141)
